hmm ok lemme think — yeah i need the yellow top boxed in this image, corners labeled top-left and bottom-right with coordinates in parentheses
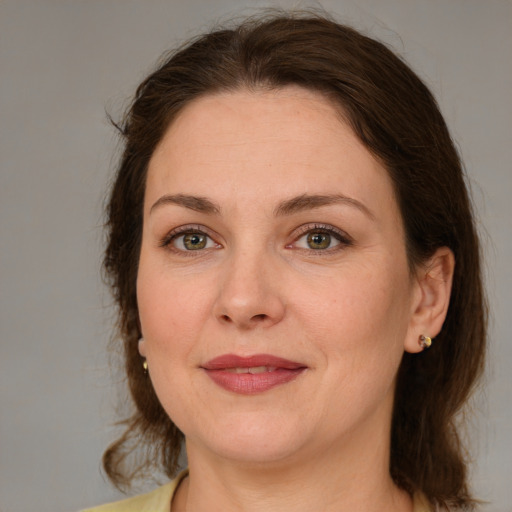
top-left (82, 470), bottom-right (433, 511)
top-left (81, 471), bottom-right (188, 512)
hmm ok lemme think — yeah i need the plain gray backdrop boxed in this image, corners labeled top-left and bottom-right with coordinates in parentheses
top-left (1, 1), bottom-right (511, 511)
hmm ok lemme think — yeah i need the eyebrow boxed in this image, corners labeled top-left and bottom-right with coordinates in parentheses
top-left (150, 192), bottom-right (374, 220)
top-left (274, 193), bottom-right (375, 220)
top-left (150, 194), bottom-right (221, 215)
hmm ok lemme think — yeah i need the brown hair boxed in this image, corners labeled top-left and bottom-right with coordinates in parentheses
top-left (102, 12), bottom-right (486, 508)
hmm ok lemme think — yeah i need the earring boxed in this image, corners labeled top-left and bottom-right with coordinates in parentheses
top-left (138, 338), bottom-right (148, 373)
top-left (419, 335), bottom-right (432, 349)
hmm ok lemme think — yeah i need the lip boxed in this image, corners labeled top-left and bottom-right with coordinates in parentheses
top-left (201, 354), bottom-right (307, 395)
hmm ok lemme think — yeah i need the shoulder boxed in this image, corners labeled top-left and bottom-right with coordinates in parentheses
top-left (81, 470), bottom-right (188, 512)
top-left (80, 484), bottom-right (175, 512)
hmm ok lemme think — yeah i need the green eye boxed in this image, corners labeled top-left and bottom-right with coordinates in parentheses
top-left (292, 225), bottom-right (350, 252)
top-left (182, 233), bottom-right (208, 250)
top-left (163, 226), bottom-right (220, 253)
top-left (306, 232), bottom-right (332, 250)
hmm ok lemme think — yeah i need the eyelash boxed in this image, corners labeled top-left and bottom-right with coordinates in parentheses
top-left (159, 224), bottom-right (219, 254)
top-left (290, 223), bottom-right (353, 253)
top-left (159, 223), bottom-right (353, 254)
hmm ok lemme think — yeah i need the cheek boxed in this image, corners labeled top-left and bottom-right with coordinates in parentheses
top-left (301, 262), bottom-right (409, 335)
top-left (136, 258), bottom-right (214, 359)
top-left (136, 265), bottom-right (208, 413)
top-left (295, 261), bottom-right (412, 376)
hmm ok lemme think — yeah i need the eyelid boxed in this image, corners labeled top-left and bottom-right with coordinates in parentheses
top-left (159, 224), bottom-right (221, 250)
top-left (158, 222), bottom-right (352, 253)
top-left (288, 223), bottom-right (353, 250)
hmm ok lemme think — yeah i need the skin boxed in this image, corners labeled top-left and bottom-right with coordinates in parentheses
top-left (137, 86), bottom-right (454, 511)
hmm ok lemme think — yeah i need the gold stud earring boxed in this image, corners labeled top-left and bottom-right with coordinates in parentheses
top-left (138, 337), bottom-right (148, 373)
top-left (419, 335), bottom-right (432, 349)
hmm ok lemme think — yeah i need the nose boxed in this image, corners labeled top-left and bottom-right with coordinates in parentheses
top-left (212, 246), bottom-right (286, 330)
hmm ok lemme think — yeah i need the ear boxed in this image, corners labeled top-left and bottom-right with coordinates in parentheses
top-left (138, 337), bottom-right (147, 357)
top-left (404, 247), bottom-right (455, 354)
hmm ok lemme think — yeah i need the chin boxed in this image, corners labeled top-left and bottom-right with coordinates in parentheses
top-left (187, 413), bottom-right (314, 465)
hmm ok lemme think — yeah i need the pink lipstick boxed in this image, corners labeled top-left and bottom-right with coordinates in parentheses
top-left (201, 354), bottom-right (307, 394)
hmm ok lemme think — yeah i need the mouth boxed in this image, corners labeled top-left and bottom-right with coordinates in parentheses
top-left (201, 354), bottom-right (307, 395)
top-left (224, 366), bottom-right (277, 374)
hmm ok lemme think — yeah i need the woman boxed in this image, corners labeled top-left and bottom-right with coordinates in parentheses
top-left (86, 13), bottom-right (486, 512)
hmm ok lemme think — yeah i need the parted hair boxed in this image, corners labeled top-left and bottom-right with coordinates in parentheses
top-left (102, 12), bottom-right (486, 509)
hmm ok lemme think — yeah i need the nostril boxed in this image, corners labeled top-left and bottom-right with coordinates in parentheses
top-left (219, 313), bottom-right (268, 324)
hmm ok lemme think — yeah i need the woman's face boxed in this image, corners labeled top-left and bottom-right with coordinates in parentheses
top-left (137, 87), bottom-right (423, 466)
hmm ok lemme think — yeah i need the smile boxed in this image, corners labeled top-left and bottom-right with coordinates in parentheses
top-left (201, 354), bottom-right (307, 394)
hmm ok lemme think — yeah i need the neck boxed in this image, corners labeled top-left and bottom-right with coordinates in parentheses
top-left (175, 420), bottom-right (413, 512)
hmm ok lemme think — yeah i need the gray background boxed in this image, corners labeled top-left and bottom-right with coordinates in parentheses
top-left (1, 1), bottom-right (510, 511)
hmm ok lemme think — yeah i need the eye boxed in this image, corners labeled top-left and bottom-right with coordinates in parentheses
top-left (304, 232), bottom-right (337, 250)
top-left (290, 224), bottom-right (352, 252)
top-left (160, 226), bottom-right (220, 252)
top-left (295, 231), bottom-right (340, 250)
top-left (175, 232), bottom-right (213, 251)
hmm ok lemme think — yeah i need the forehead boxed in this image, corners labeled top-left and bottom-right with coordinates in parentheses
top-left (146, 86), bottom-right (397, 218)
